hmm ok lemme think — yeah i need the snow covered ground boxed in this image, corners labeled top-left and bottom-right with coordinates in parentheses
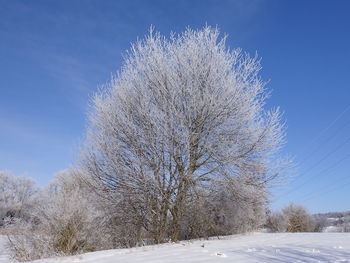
top-left (1, 233), bottom-right (350, 262)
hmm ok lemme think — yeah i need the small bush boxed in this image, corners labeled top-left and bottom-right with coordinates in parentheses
top-left (7, 170), bottom-right (108, 261)
top-left (0, 172), bottom-right (38, 232)
top-left (266, 211), bottom-right (288, 232)
top-left (283, 204), bottom-right (314, 232)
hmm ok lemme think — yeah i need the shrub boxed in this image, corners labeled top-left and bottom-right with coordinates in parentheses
top-left (266, 210), bottom-right (288, 232)
top-left (283, 204), bottom-right (314, 232)
top-left (7, 170), bottom-right (108, 261)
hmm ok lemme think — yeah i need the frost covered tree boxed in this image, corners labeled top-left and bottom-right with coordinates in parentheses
top-left (0, 172), bottom-right (37, 228)
top-left (81, 27), bottom-right (287, 242)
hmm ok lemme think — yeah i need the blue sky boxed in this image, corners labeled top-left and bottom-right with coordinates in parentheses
top-left (0, 0), bottom-right (349, 213)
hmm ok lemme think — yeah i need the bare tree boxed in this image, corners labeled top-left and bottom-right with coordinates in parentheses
top-left (80, 26), bottom-right (287, 243)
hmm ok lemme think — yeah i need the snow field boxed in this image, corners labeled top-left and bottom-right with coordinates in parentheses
top-left (1, 233), bottom-right (350, 263)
